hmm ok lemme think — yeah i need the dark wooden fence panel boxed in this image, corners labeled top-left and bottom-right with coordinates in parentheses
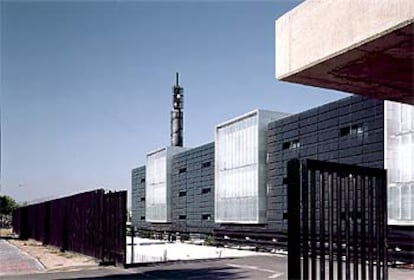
top-left (27, 204), bottom-right (38, 241)
top-left (49, 197), bottom-right (66, 249)
top-left (12, 189), bottom-right (126, 266)
top-left (67, 190), bottom-right (104, 259)
top-left (103, 191), bottom-right (127, 266)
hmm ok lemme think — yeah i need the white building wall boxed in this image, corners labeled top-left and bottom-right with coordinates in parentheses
top-left (385, 101), bottom-right (414, 225)
top-left (146, 146), bottom-right (186, 223)
top-left (215, 110), bottom-right (289, 223)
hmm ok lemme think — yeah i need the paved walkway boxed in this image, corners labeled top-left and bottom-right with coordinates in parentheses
top-left (0, 239), bottom-right (45, 276)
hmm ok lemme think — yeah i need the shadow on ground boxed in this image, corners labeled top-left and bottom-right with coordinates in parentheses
top-left (61, 266), bottom-right (246, 280)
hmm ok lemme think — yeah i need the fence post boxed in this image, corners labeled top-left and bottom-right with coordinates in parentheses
top-left (287, 159), bottom-right (301, 280)
top-left (131, 227), bottom-right (135, 264)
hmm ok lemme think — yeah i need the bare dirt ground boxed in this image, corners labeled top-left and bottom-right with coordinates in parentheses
top-left (0, 228), bottom-right (12, 237)
top-left (8, 239), bottom-right (99, 272)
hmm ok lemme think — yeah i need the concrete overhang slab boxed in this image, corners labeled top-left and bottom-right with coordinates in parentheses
top-left (276, 0), bottom-right (414, 105)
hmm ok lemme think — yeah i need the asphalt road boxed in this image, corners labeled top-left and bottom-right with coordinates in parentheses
top-left (1, 254), bottom-right (285, 280)
top-left (2, 254), bottom-right (412, 280)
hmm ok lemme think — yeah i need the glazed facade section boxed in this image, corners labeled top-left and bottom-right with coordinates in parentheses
top-left (145, 147), bottom-right (186, 223)
top-left (215, 110), bottom-right (288, 223)
top-left (385, 101), bottom-right (414, 225)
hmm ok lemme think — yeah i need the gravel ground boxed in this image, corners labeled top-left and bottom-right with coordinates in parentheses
top-left (125, 237), bottom-right (273, 264)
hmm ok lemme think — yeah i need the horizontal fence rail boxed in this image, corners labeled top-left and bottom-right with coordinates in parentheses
top-left (287, 159), bottom-right (388, 280)
top-left (12, 189), bottom-right (126, 266)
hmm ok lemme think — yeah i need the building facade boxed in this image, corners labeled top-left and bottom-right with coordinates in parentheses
top-left (131, 166), bottom-right (146, 228)
top-left (171, 143), bottom-right (215, 234)
top-left (131, 96), bottom-right (414, 236)
top-left (266, 96), bottom-right (385, 233)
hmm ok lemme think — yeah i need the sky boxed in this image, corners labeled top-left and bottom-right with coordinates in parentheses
top-left (0, 0), bottom-right (349, 206)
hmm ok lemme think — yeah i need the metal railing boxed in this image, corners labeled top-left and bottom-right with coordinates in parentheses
top-left (287, 159), bottom-right (388, 280)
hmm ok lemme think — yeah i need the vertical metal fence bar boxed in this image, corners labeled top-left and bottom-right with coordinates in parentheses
top-left (379, 176), bottom-right (384, 280)
top-left (328, 173), bottom-right (334, 280)
top-left (368, 177), bottom-right (374, 280)
top-left (311, 170), bottom-right (317, 280)
top-left (345, 175), bottom-right (350, 280)
top-left (287, 159), bottom-right (301, 280)
top-left (353, 174), bottom-right (359, 280)
top-left (302, 162), bottom-right (309, 280)
top-left (382, 183), bottom-right (385, 280)
top-left (375, 177), bottom-right (381, 280)
top-left (319, 171), bottom-right (325, 280)
top-left (337, 176), bottom-right (343, 280)
top-left (382, 173), bottom-right (388, 280)
top-left (361, 176), bottom-right (367, 280)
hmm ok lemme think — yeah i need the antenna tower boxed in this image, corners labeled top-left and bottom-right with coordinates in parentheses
top-left (171, 72), bottom-right (184, 147)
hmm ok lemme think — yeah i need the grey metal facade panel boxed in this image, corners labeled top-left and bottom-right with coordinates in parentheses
top-left (168, 142), bottom-right (216, 234)
top-left (266, 95), bottom-right (385, 234)
top-left (131, 166), bottom-right (147, 228)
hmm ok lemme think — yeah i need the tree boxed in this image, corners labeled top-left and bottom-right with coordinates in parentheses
top-left (0, 195), bottom-right (19, 216)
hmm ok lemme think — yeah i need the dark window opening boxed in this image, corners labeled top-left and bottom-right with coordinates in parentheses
top-left (140, 197), bottom-right (145, 201)
top-left (340, 124), bottom-right (364, 137)
top-left (179, 191), bottom-right (187, 197)
top-left (201, 188), bottom-right (211, 194)
top-left (140, 178), bottom-right (145, 183)
top-left (179, 215), bottom-right (186, 220)
top-left (340, 126), bottom-right (351, 136)
top-left (282, 139), bottom-right (300, 150)
top-left (202, 161), bottom-right (211, 168)
top-left (202, 214), bottom-right (211, 220)
top-left (283, 212), bottom-right (288, 220)
top-left (140, 216), bottom-right (145, 220)
top-left (179, 167), bottom-right (187, 174)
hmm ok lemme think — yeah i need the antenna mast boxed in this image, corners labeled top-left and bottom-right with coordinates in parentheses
top-left (171, 72), bottom-right (184, 147)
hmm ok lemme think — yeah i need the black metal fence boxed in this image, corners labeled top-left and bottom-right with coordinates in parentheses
top-left (287, 159), bottom-right (388, 280)
top-left (12, 189), bottom-right (126, 266)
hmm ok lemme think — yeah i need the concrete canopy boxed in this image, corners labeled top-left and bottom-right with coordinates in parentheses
top-left (276, 0), bottom-right (414, 105)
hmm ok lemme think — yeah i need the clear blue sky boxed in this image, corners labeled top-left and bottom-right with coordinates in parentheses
top-left (1, 0), bottom-right (349, 205)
